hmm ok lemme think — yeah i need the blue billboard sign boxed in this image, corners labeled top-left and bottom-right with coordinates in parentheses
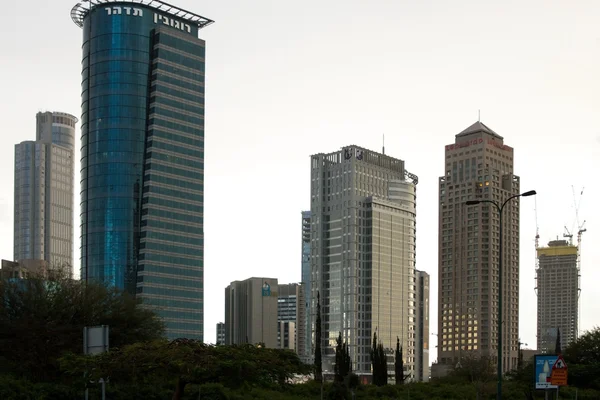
top-left (534, 354), bottom-right (558, 389)
top-left (262, 282), bottom-right (271, 297)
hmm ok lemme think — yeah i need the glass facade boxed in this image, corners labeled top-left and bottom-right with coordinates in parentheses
top-left (77, 1), bottom-right (208, 340)
top-left (310, 146), bottom-right (418, 375)
top-left (14, 112), bottom-right (76, 274)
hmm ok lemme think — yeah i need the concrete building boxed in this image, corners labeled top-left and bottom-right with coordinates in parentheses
top-left (225, 277), bottom-right (278, 348)
top-left (301, 211), bottom-right (312, 361)
top-left (310, 145), bottom-right (419, 376)
top-left (0, 259), bottom-right (48, 280)
top-left (71, 0), bottom-right (214, 340)
top-left (536, 240), bottom-right (579, 352)
top-left (521, 348), bottom-right (540, 364)
top-left (216, 322), bottom-right (225, 345)
top-left (437, 121), bottom-right (521, 374)
top-left (14, 112), bottom-right (76, 276)
top-left (279, 321), bottom-right (296, 351)
top-left (278, 283), bottom-right (306, 356)
top-left (415, 270), bottom-right (430, 382)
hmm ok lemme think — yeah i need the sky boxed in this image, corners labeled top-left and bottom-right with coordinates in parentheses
top-left (0, 0), bottom-right (598, 363)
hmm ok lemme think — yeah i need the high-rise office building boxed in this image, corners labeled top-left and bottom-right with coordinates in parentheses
top-left (536, 239), bottom-right (579, 352)
top-left (225, 277), bottom-right (279, 348)
top-left (301, 211), bottom-right (312, 361)
top-left (310, 145), bottom-right (418, 376)
top-left (14, 112), bottom-right (77, 275)
top-left (278, 283), bottom-right (306, 356)
top-left (415, 270), bottom-right (430, 382)
top-left (437, 121), bottom-right (521, 373)
top-left (279, 321), bottom-right (296, 351)
top-left (216, 322), bottom-right (225, 345)
top-left (71, 0), bottom-right (213, 340)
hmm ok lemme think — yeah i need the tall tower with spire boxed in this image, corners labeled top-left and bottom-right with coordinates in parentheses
top-left (437, 121), bottom-right (521, 374)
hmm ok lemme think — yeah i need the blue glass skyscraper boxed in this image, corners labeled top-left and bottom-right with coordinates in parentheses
top-left (72, 0), bottom-right (213, 340)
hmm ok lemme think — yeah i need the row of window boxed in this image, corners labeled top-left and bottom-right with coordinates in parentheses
top-left (155, 32), bottom-right (205, 58)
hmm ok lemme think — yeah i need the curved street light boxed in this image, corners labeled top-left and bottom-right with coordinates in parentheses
top-left (466, 190), bottom-right (536, 400)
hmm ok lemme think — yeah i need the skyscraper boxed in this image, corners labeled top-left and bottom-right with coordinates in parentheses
top-left (225, 277), bottom-right (279, 348)
top-left (310, 145), bottom-right (418, 376)
top-left (437, 121), bottom-right (521, 373)
top-left (536, 239), bottom-right (579, 352)
top-left (216, 322), bottom-right (225, 345)
top-left (415, 270), bottom-right (430, 382)
top-left (14, 112), bottom-right (77, 275)
top-left (278, 283), bottom-right (306, 356)
top-left (301, 211), bottom-right (312, 361)
top-left (71, 0), bottom-right (213, 340)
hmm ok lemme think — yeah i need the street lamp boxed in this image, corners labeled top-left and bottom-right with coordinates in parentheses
top-left (466, 189), bottom-right (536, 400)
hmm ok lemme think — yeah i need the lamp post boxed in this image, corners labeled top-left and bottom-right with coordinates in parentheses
top-left (466, 189), bottom-right (536, 400)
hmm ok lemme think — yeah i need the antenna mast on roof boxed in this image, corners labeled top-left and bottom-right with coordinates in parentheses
top-left (382, 134), bottom-right (385, 155)
top-left (478, 109), bottom-right (481, 122)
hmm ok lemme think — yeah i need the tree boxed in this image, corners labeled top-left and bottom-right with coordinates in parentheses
top-left (378, 342), bottom-right (388, 386)
top-left (334, 332), bottom-right (351, 383)
top-left (314, 291), bottom-right (322, 382)
top-left (518, 339), bottom-right (524, 369)
top-left (555, 327), bottom-right (562, 355)
top-left (371, 330), bottom-right (379, 385)
top-left (451, 351), bottom-right (495, 399)
top-left (370, 330), bottom-right (388, 386)
top-left (0, 275), bottom-right (164, 382)
top-left (395, 337), bottom-right (408, 384)
top-left (343, 340), bottom-right (351, 379)
top-left (60, 340), bottom-right (311, 400)
top-left (563, 327), bottom-right (600, 389)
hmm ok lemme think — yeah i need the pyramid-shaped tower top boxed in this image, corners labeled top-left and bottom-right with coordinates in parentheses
top-left (456, 121), bottom-right (503, 140)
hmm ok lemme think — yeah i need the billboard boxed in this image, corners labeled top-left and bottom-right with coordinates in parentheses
top-left (262, 282), bottom-right (271, 297)
top-left (534, 355), bottom-right (558, 389)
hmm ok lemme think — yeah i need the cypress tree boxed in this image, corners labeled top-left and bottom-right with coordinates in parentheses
top-left (555, 327), bottom-right (562, 355)
top-left (343, 340), bottom-right (351, 377)
top-left (334, 332), bottom-right (343, 382)
top-left (371, 330), bottom-right (379, 385)
top-left (395, 337), bottom-right (406, 384)
top-left (315, 291), bottom-right (322, 382)
top-left (378, 342), bottom-right (388, 385)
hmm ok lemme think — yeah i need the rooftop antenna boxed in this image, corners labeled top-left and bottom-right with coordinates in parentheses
top-left (382, 134), bottom-right (385, 155)
top-left (478, 109), bottom-right (481, 122)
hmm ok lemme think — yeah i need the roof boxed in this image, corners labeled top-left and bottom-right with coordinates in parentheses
top-left (456, 121), bottom-right (503, 139)
top-left (71, 0), bottom-right (214, 30)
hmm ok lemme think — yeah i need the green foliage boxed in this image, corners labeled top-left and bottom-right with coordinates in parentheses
top-left (191, 383), bottom-right (230, 400)
top-left (1, 375), bottom-right (600, 400)
top-left (563, 326), bottom-right (600, 389)
top-left (395, 337), bottom-right (408, 384)
top-left (370, 331), bottom-right (388, 386)
top-left (334, 332), bottom-right (351, 383)
top-left (315, 291), bottom-right (322, 382)
top-left (60, 339), bottom-right (311, 399)
top-left (0, 375), bottom-right (79, 399)
top-left (0, 275), bottom-right (164, 382)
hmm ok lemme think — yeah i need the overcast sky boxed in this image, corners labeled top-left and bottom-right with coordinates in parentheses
top-left (1, 0), bottom-right (598, 361)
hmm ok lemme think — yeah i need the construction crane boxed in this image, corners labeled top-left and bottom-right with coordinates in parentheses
top-left (571, 186), bottom-right (587, 266)
top-left (572, 186), bottom-right (586, 337)
top-left (563, 226), bottom-right (573, 245)
top-left (534, 197), bottom-right (540, 251)
top-left (534, 197), bottom-right (540, 297)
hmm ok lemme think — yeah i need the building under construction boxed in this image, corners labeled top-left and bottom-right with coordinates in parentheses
top-left (535, 240), bottom-right (579, 352)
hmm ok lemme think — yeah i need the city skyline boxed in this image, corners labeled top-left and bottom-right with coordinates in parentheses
top-left (0, 0), bottom-right (598, 364)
